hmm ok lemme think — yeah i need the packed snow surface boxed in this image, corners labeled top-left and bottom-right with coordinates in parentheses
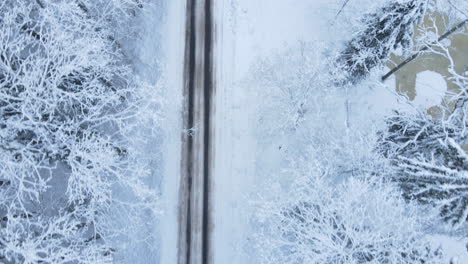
top-left (414, 70), bottom-right (447, 108)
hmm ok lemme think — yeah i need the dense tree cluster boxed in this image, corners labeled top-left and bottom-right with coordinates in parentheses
top-left (0, 1), bottom-right (157, 263)
top-left (254, 175), bottom-right (443, 264)
top-left (376, 12), bottom-right (468, 229)
top-left (250, 40), bottom-right (445, 263)
top-left (378, 81), bottom-right (467, 228)
top-left (251, 0), bottom-right (467, 262)
top-left (379, 113), bottom-right (467, 228)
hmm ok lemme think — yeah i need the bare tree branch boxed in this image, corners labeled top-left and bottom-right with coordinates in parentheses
top-left (382, 19), bottom-right (467, 81)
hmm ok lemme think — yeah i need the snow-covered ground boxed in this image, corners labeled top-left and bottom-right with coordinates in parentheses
top-left (209, 1), bottom-right (467, 263)
top-left (414, 70), bottom-right (448, 108)
top-left (118, 1), bottom-right (185, 263)
top-left (429, 235), bottom-right (468, 264)
top-left (212, 1), bottom-right (343, 263)
top-left (112, 2), bottom-right (167, 263)
top-left (157, 0), bottom-right (186, 263)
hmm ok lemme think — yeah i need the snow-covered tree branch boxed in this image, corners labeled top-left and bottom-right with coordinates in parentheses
top-left (254, 172), bottom-right (443, 264)
top-left (249, 37), bottom-right (445, 263)
top-left (377, 16), bottom-right (467, 228)
top-left (0, 0), bottom-right (160, 263)
top-left (339, 0), bottom-right (428, 82)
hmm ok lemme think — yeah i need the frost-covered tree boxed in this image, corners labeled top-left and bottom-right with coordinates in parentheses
top-left (248, 41), bottom-right (445, 263)
top-left (250, 42), bottom-right (332, 134)
top-left (253, 174), bottom-right (443, 264)
top-left (378, 107), bottom-right (467, 228)
top-left (339, 0), bottom-right (428, 82)
top-left (377, 23), bottom-right (468, 228)
top-left (250, 41), bottom-right (386, 183)
top-left (0, 0), bottom-right (159, 263)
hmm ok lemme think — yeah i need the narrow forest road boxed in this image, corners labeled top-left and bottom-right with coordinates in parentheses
top-left (177, 0), bottom-right (215, 264)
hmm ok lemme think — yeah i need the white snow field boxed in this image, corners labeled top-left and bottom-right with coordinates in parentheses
top-left (117, 1), bottom-right (185, 263)
top-left (157, 0), bottom-right (186, 263)
top-left (111, 2), bottom-right (169, 263)
top-left (414, 70), bottom-right (448, 108)
top-left (429, 235), bottom-right (468, 264)
top-left (211, 1), bottom-right (344, 263)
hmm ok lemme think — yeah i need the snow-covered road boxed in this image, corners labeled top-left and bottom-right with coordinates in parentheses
top-left (177, 1), bottom-right (215, 263)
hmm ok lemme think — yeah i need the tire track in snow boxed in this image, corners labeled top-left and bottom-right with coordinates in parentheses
top-left (178, 0), bottom-right (214, 263)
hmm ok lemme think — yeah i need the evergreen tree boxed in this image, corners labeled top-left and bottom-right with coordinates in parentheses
top-left (378, 95), bottom-right (467, 228)
top-left (339, 0), bottom-right (428, 82)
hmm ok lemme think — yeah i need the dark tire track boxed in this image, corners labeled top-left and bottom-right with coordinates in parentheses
top-left (202, 1), bottom-right (213, 264)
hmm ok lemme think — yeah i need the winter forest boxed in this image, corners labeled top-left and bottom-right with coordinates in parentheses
top-left (0, 0), bottom-right (467, 264)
